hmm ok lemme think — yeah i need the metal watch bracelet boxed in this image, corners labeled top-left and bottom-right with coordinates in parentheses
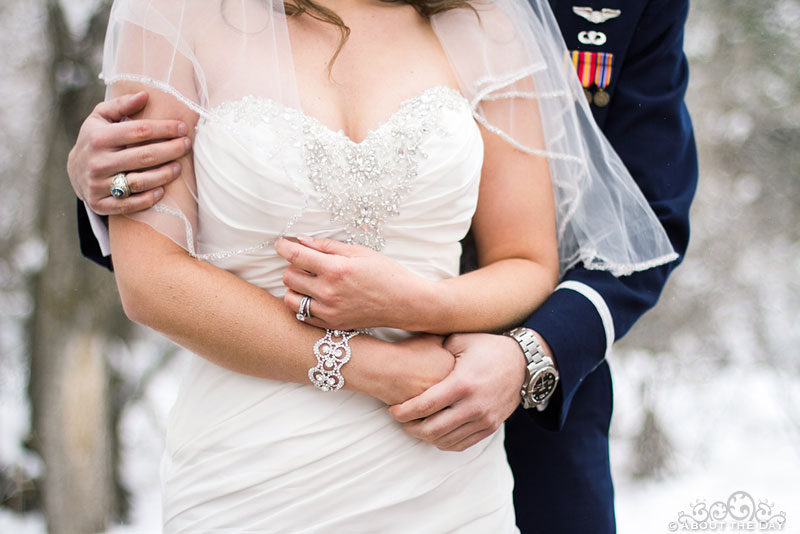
top-left (504, 327), bottom-right (560, 409)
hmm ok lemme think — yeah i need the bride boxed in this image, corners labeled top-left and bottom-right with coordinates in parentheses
top-left (102, 0), bottom-right (675, 531)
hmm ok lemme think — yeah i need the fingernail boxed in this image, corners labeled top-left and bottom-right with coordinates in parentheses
top-left (127, 91), bottom-right (145, 104)
top-left (153, 187), bottom-right (164, 201)
top-left (172, 164), bottom-right (181, 177)
top-left (297, 233), bottom-right (313, 243)
top-left (184, 138), bottom-right (191, 150)
top-left (178, 122), bottom-right (187, 136)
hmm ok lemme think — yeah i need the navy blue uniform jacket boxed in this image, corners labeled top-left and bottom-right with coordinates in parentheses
top-left (504, 0), bottom-right (697, 532)
top-left (76, 1), bottom-right (698, 532)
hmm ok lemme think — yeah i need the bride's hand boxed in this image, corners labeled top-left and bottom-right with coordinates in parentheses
top-left (275, 235), bottom-right (432, 331)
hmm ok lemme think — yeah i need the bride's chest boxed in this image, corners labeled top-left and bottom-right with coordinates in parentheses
top-left (193, 86), bottom-right (483, 250)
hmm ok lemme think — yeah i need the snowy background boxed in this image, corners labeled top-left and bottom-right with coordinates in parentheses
top-left (1, 0), bottom-right (799, 532)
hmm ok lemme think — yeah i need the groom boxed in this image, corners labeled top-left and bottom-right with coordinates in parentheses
top-left (69, 1), bottom-right (697, 532)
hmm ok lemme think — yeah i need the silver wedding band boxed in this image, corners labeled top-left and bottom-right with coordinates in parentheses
top-left (110, 172), bottom-right (131, 199)
top-left (296, 295), bottom-right (312, 322)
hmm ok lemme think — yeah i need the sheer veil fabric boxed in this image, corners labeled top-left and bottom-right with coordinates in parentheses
top-left (102, 0), bottom-right (677, 277)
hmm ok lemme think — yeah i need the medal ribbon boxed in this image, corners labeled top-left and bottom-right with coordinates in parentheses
top-left (571, 51), bottom-right (614, 89)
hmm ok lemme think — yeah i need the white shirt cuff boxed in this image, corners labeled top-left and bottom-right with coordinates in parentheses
top-left (84, 201), bottom-right (111, 257)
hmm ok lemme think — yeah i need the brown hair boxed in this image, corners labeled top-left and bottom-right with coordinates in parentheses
top-left (284, 0), bottom-right (477, 69)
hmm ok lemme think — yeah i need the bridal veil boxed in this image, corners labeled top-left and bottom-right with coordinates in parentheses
top-left (101, 0), bottom-right (678, 276)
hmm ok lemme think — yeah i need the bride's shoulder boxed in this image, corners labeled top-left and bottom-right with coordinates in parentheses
top-left (439, 0), bottom-right (529, 46)
top-left (109, 0), bottom-right (237, 53)
top-left (436, 0), bottom-right (534, 76)
top-left (460, 0), bottom-right (519, 24)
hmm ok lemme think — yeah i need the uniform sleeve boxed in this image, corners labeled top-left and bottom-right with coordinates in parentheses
top-left (524, 0), bottom-right (698, 430)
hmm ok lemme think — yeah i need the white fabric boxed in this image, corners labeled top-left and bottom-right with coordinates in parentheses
top-left (100, 0), bottom-right (677, 276)
top-left (556, 280), bottom-right (615, 355)
top-left (159, 86), bottom-right (517, 532)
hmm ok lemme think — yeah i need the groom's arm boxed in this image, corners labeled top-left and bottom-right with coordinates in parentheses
top-left (392, 0), bottom-right (697, 446)
top-left (523, 0), bottom-right (697, 430)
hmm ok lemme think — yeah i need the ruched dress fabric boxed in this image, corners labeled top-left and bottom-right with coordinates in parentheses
top-left (160, 86), bottom-right (519, 533)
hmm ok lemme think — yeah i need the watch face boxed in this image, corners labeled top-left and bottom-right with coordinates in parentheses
top-left (530, 369), bottom-right (558, 403)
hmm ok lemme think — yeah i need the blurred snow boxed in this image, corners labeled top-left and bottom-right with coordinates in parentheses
top-left (105, 349), bottom-right (188, 534)
top-left (0, 0), bottom-right (48, 241)
top-left (0, 511), bottom-right (46, 534)
top-left (611, 351), bottom-right (800, 532)
top-left (0, 334), bottom-right (44, 533)
top-left (61, 0), bottom-right (105, 39)
top-left (0, 336), bottom-right (41, 475)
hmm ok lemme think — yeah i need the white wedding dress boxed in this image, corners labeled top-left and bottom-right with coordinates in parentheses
top-left (160, 86), bottom-right (518, 533)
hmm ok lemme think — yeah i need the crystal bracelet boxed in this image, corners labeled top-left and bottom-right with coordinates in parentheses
top-left (308, 329), bottom-right (361, 392)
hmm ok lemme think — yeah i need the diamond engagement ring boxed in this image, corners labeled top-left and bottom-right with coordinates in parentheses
top-left (110, 172), bottom-right (131, 199)
top-left (296, 295), bottom-right (312, 322)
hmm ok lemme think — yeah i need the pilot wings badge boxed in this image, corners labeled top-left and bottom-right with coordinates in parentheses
top-left (572, 6), bottom-right (622, 24)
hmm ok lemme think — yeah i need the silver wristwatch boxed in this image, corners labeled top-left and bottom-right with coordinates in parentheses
top-left (504, 327), bottom-right (559, 409)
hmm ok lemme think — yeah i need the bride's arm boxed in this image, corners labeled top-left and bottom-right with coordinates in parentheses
top-left (108, 84), bottom-right (454, 406)
top-left (112, 219), bottom-right (452, 404)
top-left (278, 125), bottom-right (559, 334)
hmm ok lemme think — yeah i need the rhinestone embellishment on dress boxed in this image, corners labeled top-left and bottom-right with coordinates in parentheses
top-left (213, 86), bottom-right (468, 251)
top-left (299, 86), bottom-right (466, 250)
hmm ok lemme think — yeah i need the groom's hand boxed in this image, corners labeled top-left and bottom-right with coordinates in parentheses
top-left (389, 333), bottom-right (529, 451)
top-left (68, 91), bottom-right (191, 215)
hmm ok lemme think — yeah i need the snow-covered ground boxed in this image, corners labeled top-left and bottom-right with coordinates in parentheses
top-left (611, 352), bottom-right (799, 532)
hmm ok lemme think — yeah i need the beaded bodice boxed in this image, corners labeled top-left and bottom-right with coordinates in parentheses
top-left (191, 86), bottom-right (483, 292)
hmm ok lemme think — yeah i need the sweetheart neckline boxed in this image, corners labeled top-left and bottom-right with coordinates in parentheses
top-left (210, 85), bottom-right (470, 146)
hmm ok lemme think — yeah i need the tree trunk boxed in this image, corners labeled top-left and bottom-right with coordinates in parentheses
top-left (26, 1), bottom-right (129, 532)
